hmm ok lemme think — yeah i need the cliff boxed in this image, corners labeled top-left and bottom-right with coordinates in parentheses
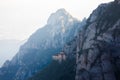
top-left (75, 1), bottom-right (120, 80)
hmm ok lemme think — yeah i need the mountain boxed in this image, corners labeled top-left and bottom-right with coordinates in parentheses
top-left (0, 39), bottom-right (24, 67)
top-left (28, 0), bottom-right (120, 80)
top-left (75, 1), bottom-right (120, 80)
top-left (29, 58), bottom-right (76, 80)
top-left (0, 9), bottom-right (85, 80)
top-left (28, 28), bottom-right (81, 80)
top-left (1, 0), bottom-right (119, 80)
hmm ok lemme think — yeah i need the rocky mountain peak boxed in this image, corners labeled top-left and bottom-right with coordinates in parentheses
top-left (0, 8), bottom-right (83, 80)
top-left (47, 8), bottom-right (74, 25)
top-left (55, 8), bottom-right (67, 15)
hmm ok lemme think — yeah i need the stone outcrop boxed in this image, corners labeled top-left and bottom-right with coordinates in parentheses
top-left (76, 1), bottom-right (120, 80)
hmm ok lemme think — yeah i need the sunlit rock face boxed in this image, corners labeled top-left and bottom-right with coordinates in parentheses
top-left (75, 1), bottom-right (120, 80)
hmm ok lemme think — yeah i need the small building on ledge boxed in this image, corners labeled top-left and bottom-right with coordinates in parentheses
top-left (52, 52), bottom-right (66, 62)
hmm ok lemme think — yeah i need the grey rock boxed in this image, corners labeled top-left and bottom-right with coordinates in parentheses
top-left (75, 1), bottom-right (120, 80)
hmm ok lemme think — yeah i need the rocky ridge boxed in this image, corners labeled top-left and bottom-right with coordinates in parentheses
top-left (75, 1), bottom-right (120, 80)
top-left (0, 9), bottom-right (85, 80)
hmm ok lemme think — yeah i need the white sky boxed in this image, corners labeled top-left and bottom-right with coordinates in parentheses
top-left (0, 0), bottom-right (113, 40)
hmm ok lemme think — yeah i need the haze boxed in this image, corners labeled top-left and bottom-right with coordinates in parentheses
top-left (0, 0), bottom-right (113, 40)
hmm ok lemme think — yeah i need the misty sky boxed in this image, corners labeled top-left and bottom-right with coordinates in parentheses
top-left (0, 0), bottom-right (113, 40)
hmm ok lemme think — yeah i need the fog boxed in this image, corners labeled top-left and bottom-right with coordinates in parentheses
top-left (0, 0), bottom-right (113, 40)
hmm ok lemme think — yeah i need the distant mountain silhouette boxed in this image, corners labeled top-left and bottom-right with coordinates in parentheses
top-left (0, 39), bottom-right (25, 67)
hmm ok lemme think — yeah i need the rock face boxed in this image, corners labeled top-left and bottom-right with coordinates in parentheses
top-left (0, 9), bottom-right (85, 80)
top-left (76, 1), bottom-right (120, 80)
top-left (115, 0), bottom-right (120, 4)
